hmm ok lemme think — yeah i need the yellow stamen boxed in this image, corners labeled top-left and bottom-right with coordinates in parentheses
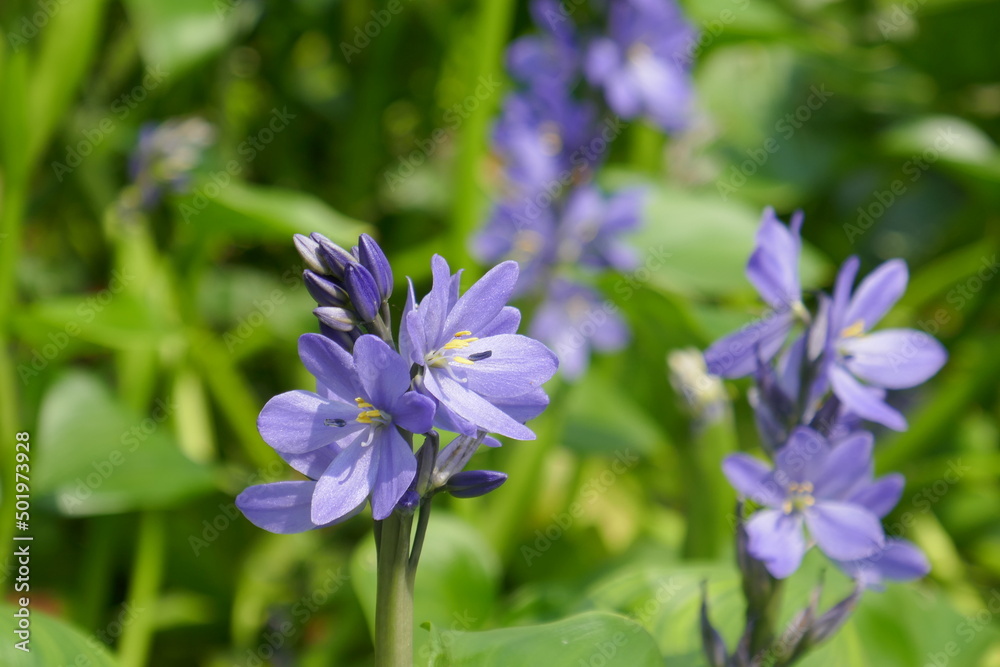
top-left (356, 409), bottom-right (383, 424)
top-left (355, 397), bottom-right (374, 408)
top-left (451, 357), bottom-right (474, 365)
top-left (443, 337), bottom-right (479, 350)
top-left (453, 330), bottom-right (472, 337)
top-left (782, 500), bottom-right (793, 514)
top-left (841, 320), bottom-right (865, 338)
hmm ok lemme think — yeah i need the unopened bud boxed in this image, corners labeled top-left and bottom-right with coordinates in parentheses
top-left (444, 470), bottom-right (507, 498)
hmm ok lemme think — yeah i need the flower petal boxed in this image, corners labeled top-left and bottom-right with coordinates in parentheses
top-left (841, 329), bottom-right (947, 389)
top-left (257, 390), bottom-right (364, 453)
top-left (813, 431), bottom-right (873, 500)
top-left (424, 371), bottom-right (536, 440)
top-left (847, 473), bottom-right (904, 518)
top-left (830, 365), bottom-right (907, 431)
top-left (445, 260), bottom-right (520, 339)
top-left (722, 454), bottom-right (783, 507)
top-left (745, 509), bottom-right (807, 579)
top-left (312, 440), bottom-right (381, 525)
top-left (370, 429), bottom-right (417, 520)
top-left (391, 391), bottom-right (436, 435)
top-left (237, 481), bottom-right (348, 534)
top-left (703, 310), bottom-right (794, 379)
top-left (805, 501), bottom-right (884, 561)
top-left (279, 445), bottom-right (343, 480)
top-left (746, 207), bottom-right (801, 310)
top-left (298, 333), bottom-right (360, 401)
top-left (775, 426), bottom-right (830, 485)
top-left (354, 334), bottom-right (411, 408)
top-left (417, 255), bottom-right (455, 349)
top-left (462, 334), bottom-right (558, 398)
top-left (844, 259), bottom-right (907, 332)
top-left (829, 256), bottom-right (860, 335)
top-left (477, 306), bottom-right (522, 338)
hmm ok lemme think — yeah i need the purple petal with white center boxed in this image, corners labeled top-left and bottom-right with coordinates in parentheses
top-left (391, 391), bottom-right (436, 435)
top-left (844, 259), bottom-right (907, 332)
top-left (237, 481), bottom-right (349, 534)
top-left (369, 428), bottom-right (417, 520)
top-left (444, 261), bottom-right (520, 339)
top-left (703, 309), bottom-right (794, 378)
top-left (424, 371), bottom-right (536, 440)
top-left (776, 427), bottom-right (830, 485)
top-left (722, 454), bottom-right (784, 507)
top-left (841, 329), bottom-right (947, 389)
top-left (257, 390), bottom-right (364, 453)
top-left (462, 334), bottom-right (558, 398)
top-left (847, 473), bottom-right (904, 518)
top-left (745, 509), bottom-right (807, 579)
top-left (813, 431), bottom-right (873, 500)
top-left (746, 208), bottom-right (801, 310)
top-left (312, 440), bottom-right (381, 525)
top-left (830, 365), bottom-right (907, 431)
top-left (299, 333), bottom-right (360, 401)
top-left (353, 335), bottom-right (411, 408)
top-left (805, 501), bottom-right (884, 561)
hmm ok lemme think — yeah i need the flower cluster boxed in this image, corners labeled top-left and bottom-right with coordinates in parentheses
top-left (236, 234), bottom-right (558, 532)
top-left (700, 209), bottom-right (943, 665)
top-left (473, 0), bottom-right (695, 379)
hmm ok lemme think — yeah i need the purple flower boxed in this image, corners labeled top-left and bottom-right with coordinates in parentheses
top-left (705, 208), bottom-right (806, 379)
top-left (834, 539), bottom-right (930, 590)
top-left (723, 428), bottom-right (886, 578)
top-left (556, 186), bottom-right (643, 271)
top-left (400, 255), bottom-right (558, 440)
top-left (825, 257), bottom-right (947, 430)
top-left (473, 202), bottom-right (559, 297)
top-left (529, 279), bottom-right (629, 380)
top-left (507, 0), bottom-right (581, 102)
top-left (237, 333), bottom-right (436, 530)
top-left (584, 0), bottom-right (696, 131)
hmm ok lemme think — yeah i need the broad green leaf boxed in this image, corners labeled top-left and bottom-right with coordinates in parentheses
top-left (0, 604), bottom-right (119, 667)
top-left (175, 180), bottom-right (369, 244)
top-left (35, 371), bottom-right (215, 515)
top-left (350, 513), bottom-right (500, 660)
top-left (121, 0), bottom-right (249, 76)
top-left (423, 611), bottom-right (662, 667)
top-left (881, 116), bottom-right (1000, 182)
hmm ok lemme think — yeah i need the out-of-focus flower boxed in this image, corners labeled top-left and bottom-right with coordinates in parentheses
top-left (584, 0), bottom-right (696, 131)
top-left (704, 208), bottom-right (806, 379)
top-left (825, 257), bottom-right (947, 431)
top-left (667, 347), bottom-right (728, 424)
top-left (722, 428), bottom-right (886, 578)
top-left (121, 117), bottom-right (215, 212)
top-left (556, 186), bottom-right (643, 271)
top-left (530, 279), bottom-right (629, 380)
top-left (400, 256), bottom-right (558, 440)
top-left (473, 203), bottom-right (559, 297)
top-left (243, 334), bottom-right (435, 527)
top-left (834, 539), bottom-right (930, 590)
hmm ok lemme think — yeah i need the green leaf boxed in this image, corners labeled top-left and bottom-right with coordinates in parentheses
top-left (35, 371), bottom-right (215, 515)
top-left (423, 611), bottom-right (661, 666)
top-left (350, 513), bottom-right (500, 660)
top-left (121, 0), bottom-right (249, 76)
top-left (0, 604), bottom-right (120, 667)
top-left (176, 180), bottom-right (369, 244)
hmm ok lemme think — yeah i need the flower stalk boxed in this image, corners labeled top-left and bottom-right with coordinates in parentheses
top-left (375, 511), bottom-right (415, 667)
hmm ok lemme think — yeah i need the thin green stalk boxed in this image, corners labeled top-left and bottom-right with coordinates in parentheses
top-left (374, 512), bottom-right (414, 667)
top-left (628, 121), bottom-right (664, 173)
top-left (682, 414), bottom-right (737, 560)
top-left (118, 512), bottom-right (166, 667)
top-left (450, 0), bottom-right (516, 267)
top-left (73, 517), bottom-right (120, 629)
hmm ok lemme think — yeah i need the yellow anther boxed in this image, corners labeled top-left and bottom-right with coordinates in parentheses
top-left (355, 397), bottom-right (374, 408)
top-left (803, 497), bottom-right (815, 507)
top-left (453, 331), bottom-right (472, 338)
top-left (841, 320), bottom-right (865, 338)
top-left (782, 500), bottom-right (793, 514)
top-left (451, 357), bottom-right (474, 365)
top-left (801, 482), bottom-right (814, 493)
top-left (356, 409), bottom-right (383, 424)
top-left (443, 337), bottom-right (479, 350)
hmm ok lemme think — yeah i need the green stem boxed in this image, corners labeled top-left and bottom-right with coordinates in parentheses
top-left (118, 512), bottom-right (166, 667)
top-left (628, 121), bottom-right (664, 173)
top-left (374, 512), bottom-right (414, 667)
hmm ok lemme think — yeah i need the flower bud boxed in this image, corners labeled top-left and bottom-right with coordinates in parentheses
top-left (444, 470), bottom-right (507, 498)
top-left (344, 263), bottom-right (381, 322)
top-left (303, 270), bottom-right (350, 307)
top-left (358, 233), bottom-right (393, 301)
top-left (293, 233), bottom-right (330, 274)
top-left (700, 582), bottom-right (729, 667)
top-left (314, 307), bottom-right (359, 332)
top-left (310, 233), bottom-right (357, 278)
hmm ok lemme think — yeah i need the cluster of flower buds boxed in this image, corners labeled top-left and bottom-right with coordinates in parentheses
top-left (698, 208), bottom-right (941, 665)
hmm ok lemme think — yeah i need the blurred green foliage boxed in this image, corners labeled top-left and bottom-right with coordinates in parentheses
top-left (0, 0), bottom-right (999, 665)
